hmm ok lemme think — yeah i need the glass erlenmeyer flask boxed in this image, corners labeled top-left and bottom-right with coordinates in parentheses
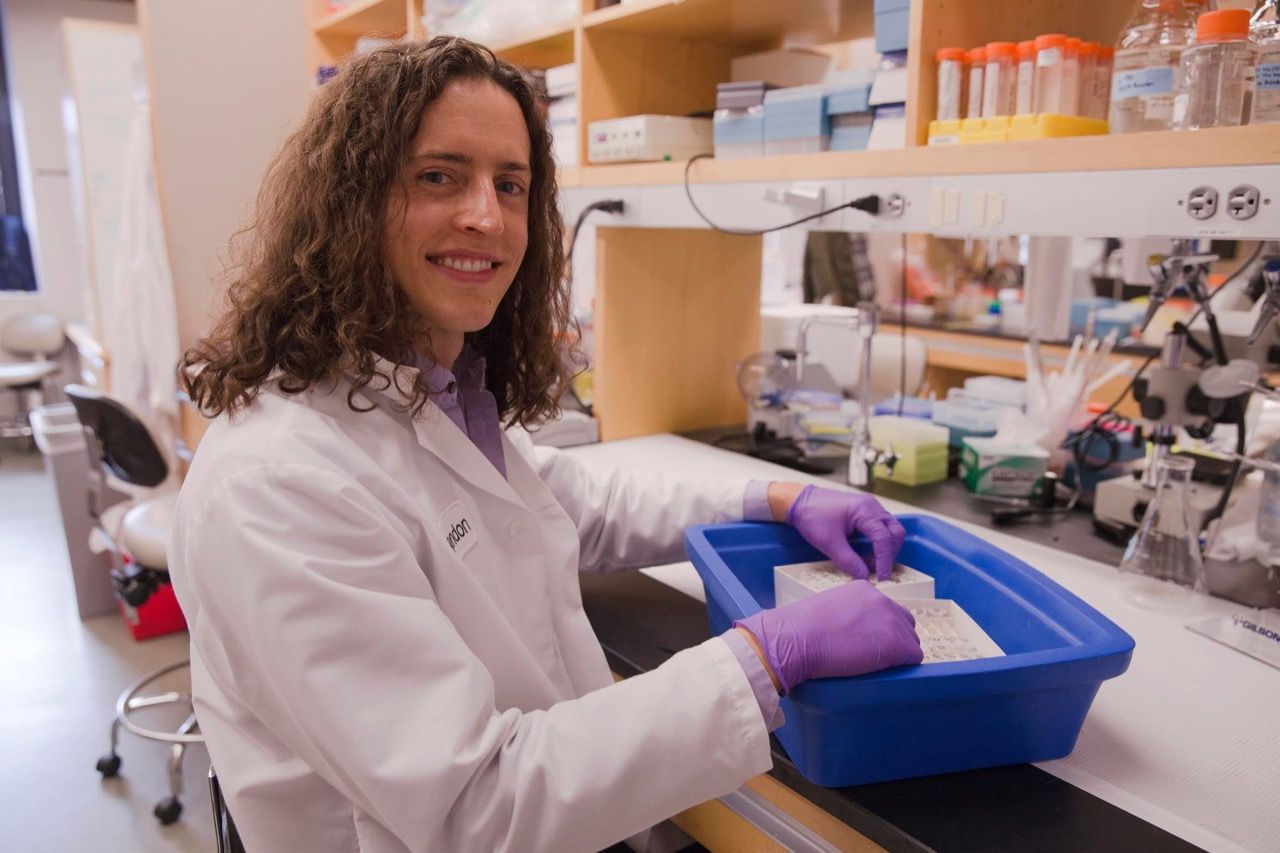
top-left (1119, 455), bottom-right (1208, 613)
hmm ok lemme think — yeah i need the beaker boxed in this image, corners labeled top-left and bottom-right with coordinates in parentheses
top-left (1119, 455), bottom-right (1208, 613)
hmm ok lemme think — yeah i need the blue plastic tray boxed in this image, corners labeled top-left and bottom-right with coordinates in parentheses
top-left (684, 515), bottom-right (1134, 787)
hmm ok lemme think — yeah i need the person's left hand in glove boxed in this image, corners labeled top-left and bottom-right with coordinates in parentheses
top-left (767, 483), bottom-right (905, 581)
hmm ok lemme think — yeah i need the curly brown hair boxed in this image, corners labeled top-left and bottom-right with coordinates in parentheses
top-left (181, 36), bottom-right (571, 427)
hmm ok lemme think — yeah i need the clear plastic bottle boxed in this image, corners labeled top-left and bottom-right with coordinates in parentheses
top-left (1016, 40), bottom-right (1037, 113)
top-left (1062, 37), bottom-right (1082, 114)
top-left (966, 46), bottom-right (987, 118)
top-left (983, 41), bottom-right (1018, 117)
top-left (1173, 8), bottom-right (1257, 129)
top-left (1253, 0), bottom-right (1280, 124)
top-left (1095, 45), bottom-right (1115, 119)
top-left (936, 47), bottom-right (965, 121)
top-left (1078, 41), bottom-right (1100, 117)
top-left (1109, 0), bottom-right (1197, 132)
top-left (1034, 33), bottom-right (1067, 114)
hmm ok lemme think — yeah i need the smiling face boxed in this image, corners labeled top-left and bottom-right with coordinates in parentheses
top-left (382, 77), bottom-right (532, 367)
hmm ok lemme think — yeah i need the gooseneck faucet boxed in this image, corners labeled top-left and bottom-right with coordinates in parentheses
top-left (795, 303), bottom-right (897, 488)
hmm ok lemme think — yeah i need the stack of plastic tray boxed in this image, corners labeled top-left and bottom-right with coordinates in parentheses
top-left (684, 516), bottom-right (1135, 787)
top-left (714, 80), bottom-right (770, 159)
top-left (963, 375), bottom-right (1027, 409)
top-left (868, 415), bottom-right (949, 485)
top-left (825, 79), bottom-right (873, 152)
top-left (713, 106), bottom-right (764, 159)
top-left (930, 389), bottom-right (1002, 447)
top-left (763, 85), bottom-right (830, 155)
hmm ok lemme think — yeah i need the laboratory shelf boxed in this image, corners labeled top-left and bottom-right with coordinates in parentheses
top-left (556, 165), bottom-right (583, 189)
top-left (571, 125), bottom-right (1280, 187)
top-left (581, 0), bottom-right (870, 47)
top-left (490, 21), bottom-right (576, 69)
top-left (311, 0), bottom-right (409, 39)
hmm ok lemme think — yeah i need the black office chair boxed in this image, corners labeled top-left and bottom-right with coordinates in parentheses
top-left (64, 384), bottom-right (201, 825)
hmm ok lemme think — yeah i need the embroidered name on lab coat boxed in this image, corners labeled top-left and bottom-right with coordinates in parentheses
top-left (440, 501), bottom-right (478, 558)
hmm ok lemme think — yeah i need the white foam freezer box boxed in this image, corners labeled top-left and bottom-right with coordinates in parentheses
top-left (896, 598), bottom-right (1005, 664)
top-left (774, 559), bottom-right (935, 606)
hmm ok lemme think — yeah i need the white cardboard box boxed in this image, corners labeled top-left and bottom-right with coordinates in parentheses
top-left (774, 559), bottom-right (935, 606)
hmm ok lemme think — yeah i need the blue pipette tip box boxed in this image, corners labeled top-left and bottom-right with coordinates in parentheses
top-left (684, 515), bottom-right (1134, 787)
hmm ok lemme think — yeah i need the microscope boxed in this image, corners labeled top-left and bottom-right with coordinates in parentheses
top-left (1092, 248), bottom-right (1255, 539)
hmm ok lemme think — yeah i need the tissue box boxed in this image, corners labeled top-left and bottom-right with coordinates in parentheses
top-left (774, 559), bottom-right (936, 606)
top-left (961, 437), bottom-right (1049, 497)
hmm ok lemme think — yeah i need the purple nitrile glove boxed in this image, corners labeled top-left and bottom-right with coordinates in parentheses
top-left (787, 485), bottom-right (906, 581)
top-left (735, 580), bottom-right (923, 693)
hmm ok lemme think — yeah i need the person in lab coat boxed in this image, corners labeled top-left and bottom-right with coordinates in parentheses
top-left (170, 37), bottom-right (922, 853)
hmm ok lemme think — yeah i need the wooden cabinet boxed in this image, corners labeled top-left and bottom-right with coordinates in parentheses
top-left (300, 1), bottom-right (1279, 440)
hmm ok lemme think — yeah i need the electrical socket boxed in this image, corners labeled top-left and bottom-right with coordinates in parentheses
top-left (1226, 185), bottom-right (1261, 221)
top-left (884, 193), bottom-right (906, 218)
top-left (1186, 186), bottom-right (1218, 220)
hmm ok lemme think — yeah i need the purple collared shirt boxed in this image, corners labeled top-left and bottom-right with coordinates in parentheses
top-left (414, 348), bottom-right (507, 478)
top-left (417, 348), bottom-right (782, 732)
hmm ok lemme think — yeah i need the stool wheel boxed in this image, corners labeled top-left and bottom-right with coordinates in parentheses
top-left (96, 753), bottom-right (122, 777)
top-left (154, 796), bottom-right (183, 824)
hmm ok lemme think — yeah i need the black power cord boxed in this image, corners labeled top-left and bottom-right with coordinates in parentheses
top-left (682, 153), bottom-right (881, 235)
top-left (566, 198), bottom-right (625, 268)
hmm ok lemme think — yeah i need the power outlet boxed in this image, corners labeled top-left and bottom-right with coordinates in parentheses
top-left (1186, 186), bottom-right (1218, 220)
top-left (1226, 185), bottom-right (1261, 221)
top-left (884, 193), bottom-right (906, 218)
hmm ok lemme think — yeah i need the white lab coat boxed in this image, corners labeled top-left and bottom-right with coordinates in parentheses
top-left (168, 361), bottom-right (773, 853)
top-left (101, 100), bottom-right (181, 466)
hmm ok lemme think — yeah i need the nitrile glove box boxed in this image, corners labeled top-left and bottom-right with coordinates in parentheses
top-left (684, 516), bottom-right (1134, 787)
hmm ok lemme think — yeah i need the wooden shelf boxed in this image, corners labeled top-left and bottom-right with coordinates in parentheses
top-left (557, 165), bottom-right (583, 188)
top-left (313, 0), bottom-right (408, 39)
top-left (582, 0), bottom-right (870, 49)
top-left (491, 21), bottom-right (576, 68)
top-left (571, 125), bottom-right (1280, 187)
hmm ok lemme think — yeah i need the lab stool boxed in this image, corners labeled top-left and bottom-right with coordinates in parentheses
top-left (0, 312), bottom-right (63, 449)
top-left (64, 384), bottom-right (203, 825)
top-left (96, 658), bottom-right (201, 825)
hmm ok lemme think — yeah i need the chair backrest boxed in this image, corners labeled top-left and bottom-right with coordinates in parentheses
top-left (1, 312), bottom-right (63, 359)
top-left (63, 384), bottom-right (168, 488)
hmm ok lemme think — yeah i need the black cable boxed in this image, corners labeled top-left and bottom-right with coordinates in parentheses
top-left (566, 199), bottom-right (625, 268)
top-left (1061, 351), bottom-right (1158, 483)
top-left (682, 153), bottom-right (880, 235)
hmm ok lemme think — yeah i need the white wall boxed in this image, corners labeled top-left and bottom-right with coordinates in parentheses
top-left (137, 0), bottom-right (309, 348)
top-left (0, 0), bottom-right (135, 328)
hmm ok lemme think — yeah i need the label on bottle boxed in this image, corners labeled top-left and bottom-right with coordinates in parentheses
top-left (1111, 66), bottom-right (1175, 102)
top-left (1255, 53), bottom-right (1280, 124)
top-left (1036, 47), bottom-right (1062, 69)
top-left (1260, 61), bottom-right (1280, 90)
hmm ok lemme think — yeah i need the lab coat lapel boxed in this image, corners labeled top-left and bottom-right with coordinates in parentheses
top-left (409, 407), bottom-right (530, 513)
top-left (350, 359), bottom-right (530, 512)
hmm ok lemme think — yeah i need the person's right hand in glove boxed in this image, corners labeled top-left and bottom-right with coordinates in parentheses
top-left (735, 579), bottom-right (923, 693)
